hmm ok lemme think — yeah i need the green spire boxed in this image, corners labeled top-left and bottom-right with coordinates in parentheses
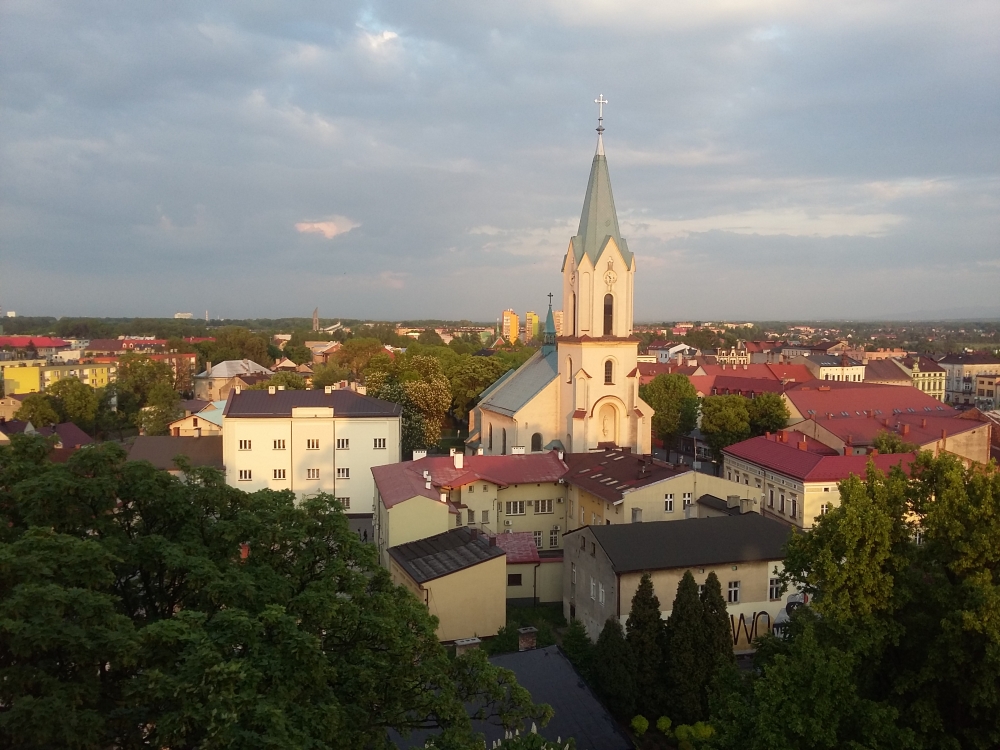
top-left (543, 293), bottom-right (556, 352)
top-left (572, 133), bottom-right (633, 268)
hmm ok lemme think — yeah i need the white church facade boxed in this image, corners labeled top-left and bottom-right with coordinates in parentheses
top-left (467, 119), bottom-right (653, 456)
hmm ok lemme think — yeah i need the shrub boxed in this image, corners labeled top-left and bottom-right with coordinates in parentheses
top-left (631, 716), bottom-right (649, 736)
top-left (656, 716), bottom-right (672, 734)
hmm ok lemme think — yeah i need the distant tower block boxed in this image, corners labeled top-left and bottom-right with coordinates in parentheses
top-left (312, 307), bottom-right (319, 332)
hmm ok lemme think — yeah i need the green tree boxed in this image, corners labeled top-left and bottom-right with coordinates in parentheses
top-left (367, 356), bottom-right (451, 448)
top-left (625, 573), bottom-right (667, 718)
top-left (0, 438), bottom-right (553, 750)
top-left (283, 344), bottom-right (313, 365)
top-left (712, 455), bottom-right (1000, 750)
top-left (46, 377), bottom-right (99, 432)
top-left (746, 392), bottom-right (790, 436)
top-left (699, 572), bottom-right (734, 715)
top-left (337, 338), bottom-right (385, 378)
top-left (311, 362), bottom-right (351, 389)
top-left (447, 356), bottom-right (509, 421)
top-left (115, 353), bottom-right (176, 420)
top-left (13, 393), bottom-right (60, 428)
top-left (417, 329), bottom-right (445, 346)
top-left (591, 618), bottom-right (637, 720)
top-left (560, 619), bottom-right (594, 679)
top-left (664, 571), bottom-right (706, 725)
top-left (248, 372), bottom-right (308, 391)
top-left (137, 381), bottom-right (181, 436)
top-left (683, 328), bottom-right (720, 350)
top-left (700, 395), bottom-right (751, 462)
top-left (872, 430), bottom-right (919, 454)
top-left (639, 373), bottom-right (699, 446)
top-left (196, 326), bottom-right (272, 368)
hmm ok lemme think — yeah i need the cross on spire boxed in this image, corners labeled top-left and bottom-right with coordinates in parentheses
top-left (547, 292), bottom-right (554, 309)
top-left (595, 94), bottom-right (608, 134)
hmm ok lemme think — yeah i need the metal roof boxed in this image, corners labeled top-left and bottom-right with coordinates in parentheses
top-left (388, 527), bottom-right (504, 584)
top-left (223, 389), bottom-right (401, 418)
top-left (198, 359), bottom-right (273, 378)
top-left (478, 348), bottom-right (558, 417)
top-left (571, 146), bottom-right (633, 268)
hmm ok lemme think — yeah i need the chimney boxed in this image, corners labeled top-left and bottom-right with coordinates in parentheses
top-left (921, 418), bottom-right (927, 428)
top-left (489, 535), bottom-right (497, 547)
top-left (453, 452), bottom-right (464, 469)
top-left (765, 431), bottom-right (771, 439)
top-left (454, 637), bottom-right (482, 656)
top-left (778, 430), bottom-right (787, 443)
top-left (449, 447), bottom-right (457, 456)
top-left (413, 449), bottom-right (428, 460)
top-left (205, 361), bottom-right (212, 375)
top-left (324, 385), bottom-right (333, 394)
top-left (901, 424), bottom-right (910, 436)
top-left (512, 446), bottom-right (526, 455)
top-left (234, 386), bottom-right (241, 394)
top-left (278, 385), bottom-right (285, 391)
top-left (425, 478), bottom-right (432, 489)
top-left (557, 449), bottom-right (564, 460)
top-left (439, 491), bottom-right (448, 503)
top-left (870, 448), bottom-right (879, 456)
top-left (798, 440), bottom-right (807, 451)
top-left (268, 385), bottom-right (277, 395)
top-left (517, 626), bottom-right (538, 651)
top-left (469, 528), bottom-right (478, 539)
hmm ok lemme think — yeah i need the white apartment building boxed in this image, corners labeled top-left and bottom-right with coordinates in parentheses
top-left (222, 387), bottom-right (402, 516)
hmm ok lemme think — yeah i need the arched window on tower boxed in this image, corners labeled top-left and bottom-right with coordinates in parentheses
top-left (501, 428), bottom-right (507, 455)
top-left (531, 432), bottom-right (542, 452)
top-left (604, 294), bottom-right (614, 336)
top-left (488, 424), bottom-right (493, 451)
top-left (604, 360), bottom-right (614, 385)
top-left (566, 356), bottom-right (573, 383)
top-left (572, 293), bottom-right (577, 337)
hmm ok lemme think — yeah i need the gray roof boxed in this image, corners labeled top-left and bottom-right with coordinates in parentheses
top-left (198, 359), bottom-right (273, 378)
top-left (570, 141), bottom-right (633, 269)
top-left (478, 348), bottom-right (558, 417)
top-left (388, 527), bottom-right (504, 584)
top-left (127, 436), bottom-right (223, 471)
top-left (696, 493), bottom-right (741, 516)
top-left (805, 353), bottom-right (862, 367)
top-left (578, 514), bottom-right (792, 573)
top-left (394, 646), bottom-right (630, 750)
top-left (223, 389), bottom-right (401, 418)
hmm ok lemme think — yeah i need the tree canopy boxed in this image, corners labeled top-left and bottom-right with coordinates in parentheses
top-left (625, 573), bottom-right (667, 718)
top-left (0, 437), bottom-right (552, 750)
top-left (639, 373), bottom-right (699, 446)
top-left (13, 393), bottom-right (60, 428)
top-left (44, 377), bottom-right (100, 431)
top-left (746, 392), bottom-right (790, 436)
top-left (700, 395), bottom-right (752, 462)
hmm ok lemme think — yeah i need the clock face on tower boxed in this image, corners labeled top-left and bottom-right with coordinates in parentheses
top-left (604, 269), bottom-right (617, 288)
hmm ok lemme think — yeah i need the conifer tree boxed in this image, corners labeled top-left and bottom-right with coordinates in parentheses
top-left (626, 572), bottom-right (667, 718)
top-left (560, 618), bottom-right (594, 679)
top-left (664, 570), bottom-right (706, 725)
top-left (591, 617), bottom-right (637, 720)
top-left (700, 571), bottom-right (735, 715)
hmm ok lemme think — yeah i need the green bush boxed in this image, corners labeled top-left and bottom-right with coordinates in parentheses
top-left (691, 722), bottom-right (714, 740)
top-left (675, 725), bottom-right (694, 741)
top-left (631, 715), bottom-right (649, 736)
top-left (485, 625), bottom-right (520, 655)
top-left (656, 716), bottom-right (672, 734)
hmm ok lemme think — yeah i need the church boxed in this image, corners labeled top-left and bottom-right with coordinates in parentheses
top-left (467, 113), bottom-right (653, 456)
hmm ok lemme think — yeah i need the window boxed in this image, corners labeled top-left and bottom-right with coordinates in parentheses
top-left (664, 493), bottom-right (674, 512)
top-left (467, 485), bottom-right (474, 493)
top-left (683, 492), bottom-right (692, 508)
top-left (571, 563), bottom-right (577, 583)
top-left (727, 471), bottom-right (732, 481)
top-left (336, 438), bottom-right (348, 450)
top-left (508, 574), bottom-right (523, 587)
top-left (728, 581), bottom-right (741, 603)
top-left (592, 512), bottom-right (598, 525)
top-left (820, 503), bottom-right (830, 515)
top-left (336, 467), bottom-right (350, 479)
top-left (535, 498), bottom-right (553, 514)
top-left (580, 508), bottom-right (585, 524)
top-left (591, 542), bottom-right (596, 557)
top-left (580, 536), bottom-right (586, 550)
top-left (482, 484), bottom-right (488, 492)
top-left (488, 424), bottom-right (493, 451)
top-left (273, 439), bottom-right (285, 450)
top-left (505, 501), bottom-right (525, 516)
top-left (273, 469), bottom-right (286, 480)
top-left (632, 508), bottom-right (642, 523)
top-left (307, 439), bottom-right (320, 450)
top-left (603, 293), bottom-right (613, 336)
top-left (239, 439), bottom-right (251, 451)
top-left (599, 582), bottom-right (605, 605)
top-left (566, 356), bottom-right (573, 383)
top-left (456, 514), bottom-right (462, 527)
top-left (790, 498), bottom-right (797, 519)
top-left (192, 417), bottom-right (198, 427)
top-left (769, 578), bottom-right (781, 601)
top-left (531, 432), bottom-right (542, 452)
top-left (238, 469), bottom-right (252, 481)
top-left (373, 437), bottom-right (386, 449)
top-left (769, 488), bottom-right (774, 507)
top-left (823, 486), bottom-right (830, 492)
top-left (336, 497), bottom-right (350, 509)
top-left (467, 509), bottom-right (475, 524)
top-left (307, 468), bottom-right (320, 480)
top-left (533, 530), bottom-right (542, 548)
top-left (604, 359), bottom-right (613, 385)
top-left (481, 510), bottom-right (490, 524)
top-left (698, 584), bottom-right (705, 597)
top-left (550, 529), bottom-right (559, 548)
top-left (590, 577), bottom-right (596, 599)
top-left (501, 428), bottom-right (507, 455)
top-left (779, 493), bottom-right (785, 513)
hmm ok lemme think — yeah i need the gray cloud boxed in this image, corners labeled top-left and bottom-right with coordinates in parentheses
top-left (1, 0), bottom-right (998, 320)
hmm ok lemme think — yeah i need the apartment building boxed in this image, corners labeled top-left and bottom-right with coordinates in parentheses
top-left (501, 309), bottom-right (520, 344)
top-left (222, 387), bottom-right (401, 516)
top-left (793, 353), bottom-right (866, 382)
top-left (894, 356), bottom-right (946, 401)
top-left (564, 515), bottom-right (794, 649)
top-left (0, 361), bottom-right (117, 395)
top-left (938, 352), bottom-right (1000, 407)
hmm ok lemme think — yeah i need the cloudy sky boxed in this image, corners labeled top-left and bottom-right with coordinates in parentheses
top-left (2, 1), bottom-right (998, 322)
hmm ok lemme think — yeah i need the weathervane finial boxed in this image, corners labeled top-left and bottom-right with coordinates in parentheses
top-left (595, 94), bottom-right (608, 134)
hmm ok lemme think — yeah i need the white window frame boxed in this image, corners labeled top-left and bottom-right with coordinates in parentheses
top-left (238, 469), bottom-right (252, 481)
top-left (728, 580), bottom-right (741, 603)
top-left (273, 469), bottom-right (285, 480)
top-left (307, 468), bottom-right (320, 480)
top-left (239, 439), bottom-right (251, 451)
top-left (273, 439), bottom-right (285, 450)
top-left (373, 437), bottom-right (386, 449)
top-left (336, 497), bottom-right (350, 509)
top-left (769, 577), bottom-right (781, 601)
top-left (550, 529), bottom-right (559, 548)
top-left (590, 577), bottom-right (596, 600)
top-left (664, 493), bottom-right (674, 512)
top-left (336, 467), bottom-right (350, 479)
top-left (598, 582), bottom-right (605, 605)
top-left (535, 498), bottom-right (553, 514)
top-left (307, 438), bottom-right (321, 450)
top-left (683, 492), bottom-right (692, 508)
top-left (505, 500), bottom-right (525, 516)
top-left (533, 530), bottom-right (543, 548)
top-left (481, 510), bottom-right (489, 524)
top-left (336, 438), bottom-right (349, 450)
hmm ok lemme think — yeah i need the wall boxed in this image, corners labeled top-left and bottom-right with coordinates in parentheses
top-left (495, 482), bottom-right (568, 551)
top-left (378, 495), bottom-right (452, 566)
top-left (616, 472), bottom-right (759, 524)
top-left (417, 556), bottom-right (507, 642)
top-left (563, 527), bottom-right (619, 641)
top-left (1, 364), bottom-right (41, 394)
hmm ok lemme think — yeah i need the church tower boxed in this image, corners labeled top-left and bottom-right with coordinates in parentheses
top-left (556, 99), bottom-right (651, 453)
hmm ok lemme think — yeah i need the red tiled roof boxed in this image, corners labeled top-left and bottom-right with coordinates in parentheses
top-left (697, 364), bottom-right (777, 379)
top-left (564, 448), bottom-right (686, 504)
top-left (494, 532), bottom-right (540, 564)
top-left (636, 362), bottom-right (698, 385)
top-left (85, 339), bottom-right (126, 351)
top-left (0, 336), bottom-right (68, 349)
top-left (374, 451), bottom-right (568, 509)
top-left (806, 413), bottom-right (982, 448)
top-left (724, 435), bottom-right (915, 482)
top-left (784, 381), bottom-right (955, 420)
top-left (766, 364), bottom-right (814, 383)
top-left (864, 358), bottom-right (910, 383)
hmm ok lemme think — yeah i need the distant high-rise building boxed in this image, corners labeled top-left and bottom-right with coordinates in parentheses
top-left (174, 312), bottom-right (194, 319)
top-left (312, 308), bottom-right (319, 332)
top-left (525, 311), bottom-right (540, 343)
top-left (501, 309), bottom-right (520, 343)
top-left (552, 310), bottom-right (564, 337)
